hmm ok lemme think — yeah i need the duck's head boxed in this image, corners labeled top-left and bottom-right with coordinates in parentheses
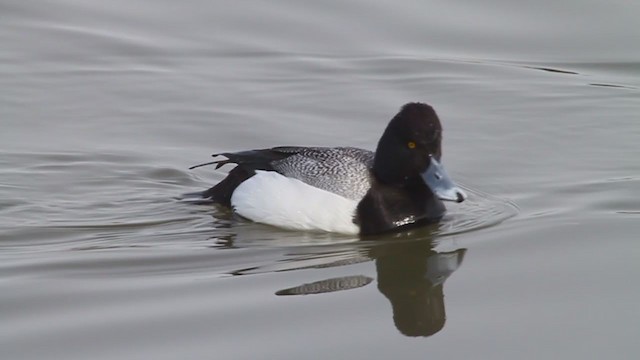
top-left (373, 102), bottom-right (467, 203)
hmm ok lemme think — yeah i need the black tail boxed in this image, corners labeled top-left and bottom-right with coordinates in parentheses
top-left (191, 147), bottom-right (306, 207)
top-left (200, 166), bottom-right (253, 206)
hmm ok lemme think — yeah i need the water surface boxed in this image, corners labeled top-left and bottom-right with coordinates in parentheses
top-left (2, 1), bottom-right (639, 359)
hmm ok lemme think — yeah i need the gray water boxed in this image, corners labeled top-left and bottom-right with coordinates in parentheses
top-left (2, 1), bottom-right (640, 359)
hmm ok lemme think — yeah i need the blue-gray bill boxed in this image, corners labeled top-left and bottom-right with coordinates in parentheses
top-left (421, 157), bottom-right (467, 203)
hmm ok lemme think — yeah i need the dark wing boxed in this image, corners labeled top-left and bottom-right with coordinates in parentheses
top-left (192, 146), bottom-right (374, 205)
top-left (189, 147), bottom-right (299, 171)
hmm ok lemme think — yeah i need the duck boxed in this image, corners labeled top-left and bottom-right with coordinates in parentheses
top-left (190, 102), bottom-right (466, 235)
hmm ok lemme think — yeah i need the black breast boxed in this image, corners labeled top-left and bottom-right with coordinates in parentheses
top-left (355, 178), bottom-right (446, 235)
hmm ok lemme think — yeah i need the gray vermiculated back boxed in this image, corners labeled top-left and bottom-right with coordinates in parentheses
top-left (271, 147), bottom-right (374, 201)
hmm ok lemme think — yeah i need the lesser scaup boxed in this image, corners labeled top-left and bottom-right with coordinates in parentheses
top-left (190, 102), bottom-right (466, 235)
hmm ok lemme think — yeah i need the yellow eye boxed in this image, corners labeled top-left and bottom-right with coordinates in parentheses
top-left (407, 141), bottom-right (416, 149)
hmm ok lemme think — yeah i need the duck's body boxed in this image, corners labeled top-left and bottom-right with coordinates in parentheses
top-left (191, 103), bottom-right (466, 235)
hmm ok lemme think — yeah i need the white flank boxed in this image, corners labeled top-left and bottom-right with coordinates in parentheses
top-left (231, 171), bottom-right (359, 235)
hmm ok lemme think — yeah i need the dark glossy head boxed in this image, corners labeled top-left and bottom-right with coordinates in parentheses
top-left (356, 103), bottom-right (466, 235)
top-left (373, 102), bottom-right (443, 183)
top-left (372, 102), bottom-right (466, 202)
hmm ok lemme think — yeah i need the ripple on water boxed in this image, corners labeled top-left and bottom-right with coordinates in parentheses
top-left (437, 184), bottom-right (518, 237)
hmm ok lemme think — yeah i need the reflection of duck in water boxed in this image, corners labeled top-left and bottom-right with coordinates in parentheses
top-left (372, 240), bottom-right (465, 337)
top-left (273, 236), bottom-right (465, 338)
